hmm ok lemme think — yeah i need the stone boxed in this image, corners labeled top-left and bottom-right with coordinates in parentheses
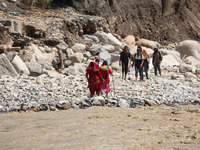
top-left (1, 3), bottom-right (7, 8)
top-left (118, 99), bottom-right (129, 108)
top-left (25, 61), bottom-right (43, 76)
top-left (99, 50), bottom-right (111, 65)
top-left (7, 51), bottom-right (16, 62)
top-left (68, 53), bottom-right (84, 65)
top-left (89, 44), bottom-right (103, 56)
top-left (176, 40), bottom-right (200, 61)
top-left (66, 48), bottom-right (74, 56)
top-left (0, 105), bottom-right (4, 112)
top-left (0, 54), bottom-right (18, 77)
top-left (144, 100), bottom-right (158, 106)
top-left (103, 45), bottom-right (115, 53)
top-left (11, 55), bottom-right (30, 75)
top-left (159, 49), bottom-right (182, 63)
top-left (94, 31), bottom-right (122, 47)
top-left (71, 43), bottom-right (86, 53)
top-left (63, 63), bottom-right (87, 75)
top-left (83, 51), bottom-right (92, 58)
top-left (135, 37), bottom-right (160, 49)
top-left (111, 61), bottom-right (121, 71)
top-left (43, 38), bottom-right (60, 46)
top-left (56, 41), bottom-right (68, 51)
top-left (83, 34), bottom-right (99, 43)
top-left (184, 56), bottom-right (200, 67)
top-left (184, 72), bottom-right (197, 79)
top-left (161, 55), bottom-right (180, 67)
top-left (64, 60), bottom-right (72, 67)
top-left (111, 53), bottom-right (120, 63)
top-left (179, 63), bottom-right (197, 73)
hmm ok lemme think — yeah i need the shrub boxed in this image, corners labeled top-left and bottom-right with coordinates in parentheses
top-left (20, 0), bottom-right (53, 9)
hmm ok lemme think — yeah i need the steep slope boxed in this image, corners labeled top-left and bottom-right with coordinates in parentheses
top-left (68, 0), bottom-right (200, 43)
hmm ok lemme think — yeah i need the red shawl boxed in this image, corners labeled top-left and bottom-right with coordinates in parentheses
top-left (86, 62), bottom-right (102, 87)
top-left (100, 62), bottom-right (112, 84)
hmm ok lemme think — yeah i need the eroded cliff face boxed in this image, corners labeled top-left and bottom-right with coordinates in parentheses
top-left (70, 0), bottom-right (200, 43)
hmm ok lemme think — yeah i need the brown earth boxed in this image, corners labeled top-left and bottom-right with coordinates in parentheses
top-left (0, 105), bottom-right (200, 150)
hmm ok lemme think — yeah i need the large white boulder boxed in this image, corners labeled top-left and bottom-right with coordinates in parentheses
top-left (68, 53), bottom-right (84, 65)
top-left (111, 53), bottom-right (120, 63)
top-left (111, 61), bottom-right (121, 72)
top-left (71, 43), bottom-right (86, 53)
top-left (159, 49), bottom-right (182, 63)
top-left (176, 40), bottom-right (200, 61)
top-left (135, 37), bottom-right (160, 49)
top-left (183, 56), bottom-right (200, 67)
top-left (161, 55), bottom-right (180, 67)
top-left (0, 54), bottom-right (18, 77)
top-left (94, 31), bottom-right (122, 47)
top-left (11, 55), bottom-right (30, 75)
top-left (179, 63), bottom-right (197, 73)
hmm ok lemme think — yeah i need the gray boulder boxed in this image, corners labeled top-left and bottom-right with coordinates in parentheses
top-left (56, 40), bottom-right (68, 51)
top-left (89, 44), bottom-right (103, 56)
top-left (25, 61), bottom-right (43, 76)
top-left (0, 54), bottom-right (18, 77)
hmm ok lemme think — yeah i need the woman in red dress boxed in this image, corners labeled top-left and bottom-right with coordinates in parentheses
top-left (86, 62), bottom-right (103, 97)
top-left (100, 61), bottom-right (113, 98)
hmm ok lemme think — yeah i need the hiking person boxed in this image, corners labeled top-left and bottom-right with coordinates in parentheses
top-left (152, 48), bottom-right (163, 76)
top-left (95, 56), bottom-right (100, 68)
top-left (119, 45), bottom-right (131, 80)
top-left (140, 45), bottom-right (150, 79)
top-left (100, 61), bottom-right (113, 98)
top-left (86, 62), bottom-right (104, 97)
top-left (132, 46), bottom-right (144, 81)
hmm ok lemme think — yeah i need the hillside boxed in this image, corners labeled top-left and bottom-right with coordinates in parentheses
top-left (63, 0), bottom-right (200, 43)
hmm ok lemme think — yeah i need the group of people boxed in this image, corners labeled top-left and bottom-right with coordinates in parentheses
top-left (86, 57), bottom-right (112, 98)
top-left (86, 45), bottom-right (163, 97)
top-left (120, 45), bottom-right (163, 81)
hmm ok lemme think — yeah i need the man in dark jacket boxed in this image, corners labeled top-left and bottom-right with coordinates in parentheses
top-left (152, 48), bottom-right (163, 76)
top-left (120, 45), bottom-right (131, 80)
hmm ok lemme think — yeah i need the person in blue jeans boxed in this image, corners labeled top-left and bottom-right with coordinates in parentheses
top-left (132, 46), bottom-right (144, 81)
top-left (141, 46), bottom-right (150, 79)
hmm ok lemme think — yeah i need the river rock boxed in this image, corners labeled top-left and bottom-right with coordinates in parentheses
top-left (11, 55), bottom-right (30, 75)
top-left (25, 61), bottom-right (43, 76)
top-left (179, 63), bottom-right (197, 73)
top-left (159, 49), bottom-right (182, 63)
top-left (135, 37), bottom-right (160, 49)
top-left (68, 53), bottom-right (84, 65)
top-left (161, 55), bottom-right (180, 67)
top-left (103, 45), bottom-right (115, 53)
top-left (83, 34), bottom-right (99, 43)
top-left (176, 40), bottom-right (200, 61)
top-left (184, 72), bottom-right (197, 79)
top-left (56, 40), bottom-right (68, 51)
top-left (89, 44), bottom-right (103, 56)
top-left (183, 56), bottom-right (200, 67)
top-left (71, 43), bottom-right (86, 53)
top-left (94, 31), bottom-right (122, 47)
top-left (0, 54), bottom-right (18, 77)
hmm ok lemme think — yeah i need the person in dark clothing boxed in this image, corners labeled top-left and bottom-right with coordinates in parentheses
top-left (152, 48), bottom-right (163, 76)
top-left (132, 46), bottom-right (144, 81)
top-left (120, 45), bottom-right (131, 80)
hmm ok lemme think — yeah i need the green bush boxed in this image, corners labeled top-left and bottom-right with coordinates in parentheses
top-left (162, 0), bottom-right (172, 15)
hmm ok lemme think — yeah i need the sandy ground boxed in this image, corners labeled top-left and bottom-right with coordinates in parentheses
top-left (0, 105), bottom-right (200, 150)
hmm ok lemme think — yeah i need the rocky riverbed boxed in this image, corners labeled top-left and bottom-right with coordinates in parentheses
top-left (0, 68), bottom-right (200, 113)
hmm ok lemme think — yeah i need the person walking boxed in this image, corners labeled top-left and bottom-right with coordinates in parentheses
top-left (132, 46), bottom-right (144, 81)
top-left (100, 61), bottom-right (113, 98)
top-left (140, 45), bottom-right (150, 79)
top-left (95, 56), bottom-right (100, 68)
top-left (152, 48), bottom-right (163, 76)
top-left (119, 45), bottom-right (131, 80)
top-left (86, 62), bottom-right (103, 97)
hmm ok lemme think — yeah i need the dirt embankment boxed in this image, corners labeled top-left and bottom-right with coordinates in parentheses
top-left (71, 0), bottom-right (200, 43)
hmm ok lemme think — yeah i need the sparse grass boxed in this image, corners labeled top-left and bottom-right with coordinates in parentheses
top-left (20, 0), bottom-right (53, 9)
top-left (162, 0), bottom-right (172, 15)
